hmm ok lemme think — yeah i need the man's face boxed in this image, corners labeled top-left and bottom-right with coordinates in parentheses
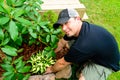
top-left (61, 18), bottom-right (78, 37)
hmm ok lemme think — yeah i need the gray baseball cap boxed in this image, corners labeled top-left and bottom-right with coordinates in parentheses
top-left (53, 8), bottom-right (79, 28)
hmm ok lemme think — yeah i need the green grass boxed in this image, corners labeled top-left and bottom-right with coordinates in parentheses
top-left (81, 0), bottom-right (120, 50)
top-left (107, 71), bottom-right (120, 80)
top-left (81, 0), bottom-right (120, 80)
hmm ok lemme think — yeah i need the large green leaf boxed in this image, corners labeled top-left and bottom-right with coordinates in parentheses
top-left (0, 0), bottom-right (4, 10)
top-left (37, 16), bottom-right (41, 23)
top-left (9, 20), bottom-right (18, 41)
top-left (0, 37), bottom-right (10, 46)
top-left (14, 56), bottom-right (23, 64)
top-left (18, 66), bottom-right (31, 73)
top-left (39, 21), bottom-right (50, 32)
top-left (21, 27), bottom-right (27, 34)
top-left (3, 72), bottom-right (15, 80)
top-left (40, 25), bottom-right (50, 33)
top-left (47, 50), bottom-right (56, 58)
top-left (13, 0), bottom-right (25, 7)
top-left (51, 35), bottom-right (57, 43)
top-left (50, 35), bottom-right (58, 48)
top-left (46, 34), bottom-right (50, 42)
top-left (0, 5), bottom-right (7, 13)
top-left (1, 46), bottom-right (17, 56)
top-left (44, 46), bottom-right (51, 51)
top-left (0, 28), bottom-right (4, 40)
top-left (6, 0), bottom-right (25, 7)
top-left (0, 17), bottom-right (10, 25)
top-left (3, 71), bottom-right (14, 77)
top-left (1, 64), bottom-right (14, 72)
top-left (2, 0), bottom-right (11, 14)
top-left (16, 60), bottom-right (25, 70)
top-left (14, 35), bottom-right (22, 46)
top-left (15, 73), bottom-right (24, 80)
top-left (53, 28), bottom-right (61, 34)
top-left (15, 17), bottom-right (32, 25)
top-left (14, 9), bottom-right (24, 18)
top-left (28, 28), bottom-right (37, 38)
top-left (6, 0), bottom-right (12, 6)
top-left (2, 56), bottom-right (12, 64)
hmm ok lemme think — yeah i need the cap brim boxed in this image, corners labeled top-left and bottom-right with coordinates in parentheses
top-left (53, 17), bottom-right (70, 28)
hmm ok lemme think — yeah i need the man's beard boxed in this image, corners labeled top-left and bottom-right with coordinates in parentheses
top-left (66, 34), bottom-right (73, 37)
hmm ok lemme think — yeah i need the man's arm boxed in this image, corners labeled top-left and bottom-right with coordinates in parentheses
top-left (55, 38), bottom-right (69, 53)
top-left (45, 57), bottom-right (71, 74)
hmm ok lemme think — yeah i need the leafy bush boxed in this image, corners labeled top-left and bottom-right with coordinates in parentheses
top-left (0, 0), bottom-right (61, 79)
top-left (41, 10), bottom-right (64, 39)
top-left (0, 0), bottom-right (60, 56)
top-left (41, 10), bottom-right (58, 29)
top-left (0, 56), bottom-right (31, 80)
top-left (0, 0), bottom-right (43, 56)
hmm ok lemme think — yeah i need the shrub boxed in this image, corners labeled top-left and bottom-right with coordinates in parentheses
top-left (0, 0), bottom-right (61, 79)
top-left (1, 56), bottom-right (31, 80)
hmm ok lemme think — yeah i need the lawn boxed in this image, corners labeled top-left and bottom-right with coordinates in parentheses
top-left (81, 0), bottom-right (120, 50)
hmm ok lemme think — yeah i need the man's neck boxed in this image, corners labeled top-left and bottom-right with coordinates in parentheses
top-left (75, 21), bottom-right (82, 37)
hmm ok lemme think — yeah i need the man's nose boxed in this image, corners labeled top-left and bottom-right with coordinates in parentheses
top-left (62, 24), bottom-right (67, 31)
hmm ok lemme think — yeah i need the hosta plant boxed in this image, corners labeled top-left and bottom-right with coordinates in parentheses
top-left (28, 47), bottom-right (56, 74)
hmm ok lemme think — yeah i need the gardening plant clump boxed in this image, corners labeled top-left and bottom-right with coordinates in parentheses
top-left (28, 50), bottom-right (55, 74)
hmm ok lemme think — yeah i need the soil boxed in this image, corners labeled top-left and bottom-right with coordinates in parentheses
top-left (0, 43), bottom-right (69, 77)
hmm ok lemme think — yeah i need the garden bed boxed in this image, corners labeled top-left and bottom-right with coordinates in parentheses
top-left (0, 43), bottom-right (69, 79)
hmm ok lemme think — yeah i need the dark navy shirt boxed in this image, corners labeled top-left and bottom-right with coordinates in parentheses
top-left (64, 21), bottom-right (120, 71)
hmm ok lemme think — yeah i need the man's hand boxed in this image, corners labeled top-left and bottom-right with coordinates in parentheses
top-left (44, 57), bottom-right (71, 75)
top-left (45, 66), bottom-right (53, 74)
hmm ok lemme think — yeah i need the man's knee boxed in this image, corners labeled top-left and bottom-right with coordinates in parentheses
top-left (81, 63), bottom-right (113, 80)
top-left (79, 73), bottom-right (85, 80)
top-left (55, 65), bottom-right (72, 79)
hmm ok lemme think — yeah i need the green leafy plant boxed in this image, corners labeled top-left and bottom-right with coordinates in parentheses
top-left (41, 10), bottom-right (64, 38)
top-left (0, 0), bottom-right (61, 79)
top-left (0, 56), bottom-right (31, 80)
top-left (28, 47), bottom-right (56, 74)
top-left (0, 0), bottom-right (60, 56)
top-left (41, 10), bottom-right (58, 29)
top-left (0, 0), bottom-right (43, 56)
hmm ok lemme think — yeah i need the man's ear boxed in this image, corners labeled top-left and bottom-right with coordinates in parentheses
top-left (76, 16), bottom-right (81, 20)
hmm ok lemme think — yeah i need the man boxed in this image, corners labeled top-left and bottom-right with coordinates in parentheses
top-left (45, 8), bottom-right (120, 80)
